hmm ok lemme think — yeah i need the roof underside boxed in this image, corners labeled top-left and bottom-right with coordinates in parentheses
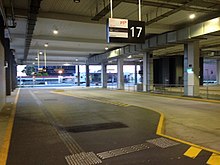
top-left (3, 0), bottom-right (220, 65)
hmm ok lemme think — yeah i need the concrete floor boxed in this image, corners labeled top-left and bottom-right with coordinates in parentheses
top-left (59, 87), bottom-right (220, 152)
top-left (1, 87), bottom-right (220, 165)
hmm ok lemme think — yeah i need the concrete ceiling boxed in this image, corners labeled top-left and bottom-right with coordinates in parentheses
top-left (2, 0), bottom-right (220, 65)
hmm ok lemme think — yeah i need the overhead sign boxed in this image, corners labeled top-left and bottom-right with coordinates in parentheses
top-left (107, 18), bottom-right (145, 43)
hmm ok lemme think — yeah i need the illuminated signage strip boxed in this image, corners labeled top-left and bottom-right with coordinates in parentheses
top-left (109, 31), bottom-right (128, 38)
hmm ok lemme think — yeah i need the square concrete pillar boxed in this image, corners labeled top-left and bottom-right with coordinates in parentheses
top-left (143, 52), bottom-right (153, 92)
top-left (86, 64), bottom-right (90, 87)
top-left (184, 41), bottom-right (200, 96)
top-left (117, 58), bottom-right (124, 90)
top-left (101, 63), bottom-right (107, 88)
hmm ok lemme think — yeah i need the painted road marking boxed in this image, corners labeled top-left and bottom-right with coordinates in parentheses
top-left (184, 146), bottom-right (202, 159)
top-left (0, 89), bottom-right (20, 165)
top-left (52, 91), bottom-right (130, 107)
top-left (207, 153), bottom-right (220, 165)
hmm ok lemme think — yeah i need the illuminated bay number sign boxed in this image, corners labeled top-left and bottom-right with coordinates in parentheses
top-left (107, 18), bottom-right (145, 43)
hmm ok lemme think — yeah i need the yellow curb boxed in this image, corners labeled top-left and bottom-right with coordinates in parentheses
top-left (52, 89), bottom-right (220, 155)
top-left (0, 88), bottom-right (20, 165)
top-left (155, 109), bottom-right (220, 155)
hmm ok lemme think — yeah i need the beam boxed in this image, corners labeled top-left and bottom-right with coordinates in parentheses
top-left (145, 0), bottom-right (196, 26)
top-left (123, 0), bottom-right (218, 12)
top-left (91, 0), bottom-right (122, 21)
top-left (11, 33), bottom-right (106, 44)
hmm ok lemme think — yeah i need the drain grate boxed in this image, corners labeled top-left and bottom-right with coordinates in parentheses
top-left (65, 152), bottom-right (102, 165)
top-left (64, 122), bottom-right (128, 133)
top-left (97, 143), bottom-right (150, 159)
top-left (147, 137), bottom-right (179, 148)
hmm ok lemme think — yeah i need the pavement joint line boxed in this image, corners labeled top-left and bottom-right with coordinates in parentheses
top-left (0, 88), bottom-right (20, 165)
top-left (51, 90), bottom-right (220, 156)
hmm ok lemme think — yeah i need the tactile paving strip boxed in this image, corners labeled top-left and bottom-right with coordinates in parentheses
top-left (65, 152), bottom-right (102, 165)
top-left (147, 137), bottom-right (179, 148)
top-left (97, 143), bottom-right (150, 159)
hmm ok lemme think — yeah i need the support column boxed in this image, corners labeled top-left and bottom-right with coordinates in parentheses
top-left (77, 65), bottom-right (80, 86)
top-left (86, 64), bottom-right (90, 87)
top-left (12, 55), bottom-right (17, 91)
top-left (0, 16), bottom-right (6, 110)
top-left (134, 64), bottom-right (137, 85)
top-left (143, 52), bottom-right (154, 92)
top-left (199, 57), bottom-right (204, 85)
top-left (117, 58), bottom-right (124, 89)
top-left (4, 38), bottom-right (11, 95)
top-left (184, 41), bottom-right (200, 96)
top-left (217, 60), bottom-right (220, 84)
top-left (101, 63), bottom-right (107, 88)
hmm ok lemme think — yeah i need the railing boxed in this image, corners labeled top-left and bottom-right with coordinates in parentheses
top-left (108, 83), bottom-right (220, 100)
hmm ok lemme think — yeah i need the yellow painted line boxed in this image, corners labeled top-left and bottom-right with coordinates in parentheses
top-left (155, 110), bottom-right (220, 155)
top-left (207, 153), bottom-right (220, 165)
top-left (0, 88), bottom-right (20, 165)
top-left (183, 146), bottom-right (202, 159)
top-left (52, 90), bottom-right (220, 155)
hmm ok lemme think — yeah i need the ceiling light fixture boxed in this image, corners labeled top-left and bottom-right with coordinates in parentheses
top-left (74, 0), bottom-right (80, 3)
top-left (128, 55), bottom-right (132, 58)
top-left (189, 14), bottom-right (195, 19)
top-left (44, 43), bottom-right (49, 47)
top-left (105, 47), bottom-right (109, 50)
top-left (63, 63), bottom-right (71, 66)
top-left (53, 29), bottom-right (58, 35)
top-left (75, 58), bottom-right (78, 61)
top-left (39, 51), bottom-right (43, 55)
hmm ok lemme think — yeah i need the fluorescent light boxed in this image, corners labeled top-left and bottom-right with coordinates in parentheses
top-left (189, 14), bottom-right (195, 19)
top-left (128, 55), bottom-right (132, 58)
top-left (63, 63), bottom-right (71, 66)
top-left (105, 47), bottom-right (109, 50)
top-left (74, 0), bottom-right (80, 3)
top-left (44, 43), bottom-right (48, 47)
top-left (53, 29), bottom-right (58, 35)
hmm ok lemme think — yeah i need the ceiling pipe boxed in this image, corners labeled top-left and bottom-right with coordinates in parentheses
top-left (8, 0), bottom-right (17, 28)
top-left (23, 0), bottom-right (42, 61)
top-left (145, 0), bottom-right (196, 26)
top-left (91, 0), bottom-right (217, 21)
top-left (0, 0), bottom-right (7, 25)
top-left (91, 0), bottom-right (122, 21)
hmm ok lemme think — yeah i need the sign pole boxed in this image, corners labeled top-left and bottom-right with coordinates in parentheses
top-left (110, 0), bottom-right (113, 18)
top-left (37, 51), bottom-right (40, 70)
top-left (138, 0), bottom-right (141, 21)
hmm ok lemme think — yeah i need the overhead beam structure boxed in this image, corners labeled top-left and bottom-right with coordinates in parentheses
top-left (89, 16), bottom-right (220, 64)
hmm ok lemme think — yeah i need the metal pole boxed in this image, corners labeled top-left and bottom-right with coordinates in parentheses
top-left (138, 0), bottom-right (141, 21)
top-left (110, 0), bottom-right (113, 18)
top-left (37, 51), bottom-right (40, 70)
